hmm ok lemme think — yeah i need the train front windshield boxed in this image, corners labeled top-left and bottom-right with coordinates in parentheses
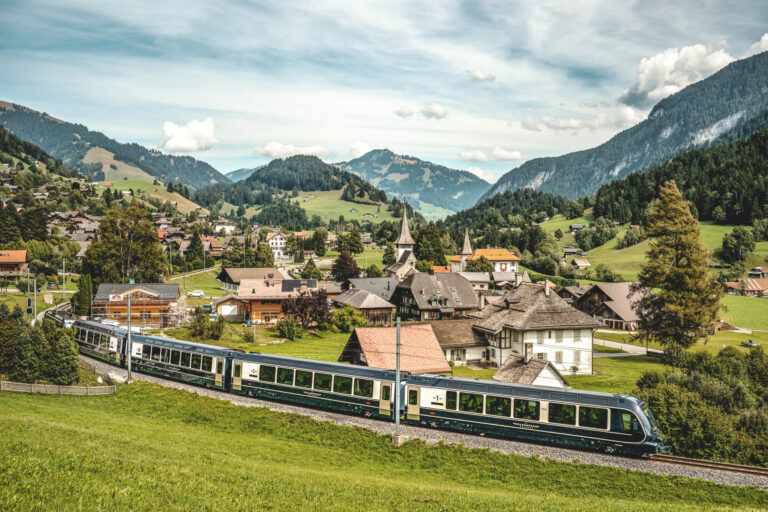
top-left (640, 402), bottom-right (659, 432)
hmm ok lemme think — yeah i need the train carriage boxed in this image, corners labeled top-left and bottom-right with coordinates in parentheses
top-left (73, 320), bottom-right (126, 365)
top-left (231, 352), bottom-right (403, 420)
top-left (127, 334), bottom-right (233, 390)
top-left (404, 374), bottom-right (662, 457)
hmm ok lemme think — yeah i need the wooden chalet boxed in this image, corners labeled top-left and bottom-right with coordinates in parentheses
top-left (91, 283), bottom-right (181, 328)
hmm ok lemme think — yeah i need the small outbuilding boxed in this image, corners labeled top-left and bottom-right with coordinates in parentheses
top-left (332, 289), bottom-right (395, 326)
top-left (493, 349), bottom-right (568, 388)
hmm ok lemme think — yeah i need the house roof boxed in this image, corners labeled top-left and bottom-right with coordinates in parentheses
top-left (347, 277), bottom-right (398, 301)
top-left (430, 265), bottom-right (449, 273)
top-left (238, 278), bottom-right (318, 299)
top-left (725, 279), bottom-right (768, 292)
top-left (450, 247), bottom-right (521, 262)
top-left (397, 272), bottom-right (479, 311)
top-left (0, 250), bottom-right (26, 264)
top-left (749, 267), bottom-right (768, 273)
top-left (561, 285), bottom-right (592, 300)
top-left (575, 282), bottom-right (644, 322)
top-left (572, 258), bottom-right (591, 267)
top-left (340, 325), bottom-right (451, 374)
top-left (94, 283), bottom-right (179, 301)
top-left (384, 249), bottom-right (416, 275)
top-left (318, 281), bottom-right (343, 294)
top-left (456, 271), bottom-right (491, 283)
top-left (217, 267), bottom-right (281, 284)
top-left (470, 282), bottom-right (601, 333)
top-left (493, 354), bottom-right (568, 386)
top-left (395, 206), bottom-right (415, 246)
top-left (266, 232), bottom-right (285, 241)
top-left (405, 319), bottom-right (484, 348)
top-left (201, 236), bottom-right (222, 249)
top-left (333, 289), bottom-right (395, 309)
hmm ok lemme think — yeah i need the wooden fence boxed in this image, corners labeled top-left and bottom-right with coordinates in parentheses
top-left (0, 380), bottom-right (116, 396)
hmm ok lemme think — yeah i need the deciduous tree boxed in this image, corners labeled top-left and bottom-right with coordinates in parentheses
top-left (332, 250), bottom-right (360, 281)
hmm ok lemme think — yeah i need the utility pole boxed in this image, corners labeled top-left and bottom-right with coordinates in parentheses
top-left (33, 278), bottom-right (37, 322)
top-left (62, 258), bottom-right (66, 304)
top-left (393, 317), bottom-right (403, 446)
top-left (127, 294), bottom-right (132, 381)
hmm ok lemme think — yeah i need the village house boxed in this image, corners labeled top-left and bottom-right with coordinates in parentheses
top-left (572, 282), bottom-right (647, 331)
top-left (0, 250), bottom-right (28, 280)
top-left (213, 219), bottom-right (236, 235)
top-left (449, 229), bottom-right (520, 272)
top-left (469, 282), bottom-right (601, 375)
top-left (344, 277), bottom-right (399, 303)
top-left (332, 288), bottom-right (395, 326)
top-left (569, 224), bottom-right (585, 233)
top-left (493, 350), bottom-right (569, 388)
top-left (338, 324), bottom-right (451, 374)
top-left (90, 283), bottom-right (182, 328)
top-left (724, 278), bottom-right (768, 297)
top-left (266, 232), bottom-right (287, 260)
top-left (571, 258), bottom-right (591, 270)
top-left (201, 236), bottom-right (224, 257)
top-left (390, 272), bottom-right (479, 321)
top-left (747, 266), bottom-right (768, 279)
top-left (216, 267), bottom-right (282, 292)
top-left (214, 277), bottom-right (318, 323)
top-left (384, 206), bottom-right (417, 281)
top-left (492, 271), bottom-right (531, 290)
top-left (558, 284), bottom-right (592, 304)
top-left (455, 271), bottom-right (491, 291)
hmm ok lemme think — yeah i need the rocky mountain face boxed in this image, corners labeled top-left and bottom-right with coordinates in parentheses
top-left (482, 51), bottom-right (768, 201)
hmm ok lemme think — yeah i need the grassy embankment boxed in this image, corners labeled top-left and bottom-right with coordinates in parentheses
top-left (1, 383), bottom-right (766, 511)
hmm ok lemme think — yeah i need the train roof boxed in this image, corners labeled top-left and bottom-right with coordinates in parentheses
top-left (234, 351), bottom-right (401, 380)
top-left (131, 333), bottom-right (234, 357)
top-left (407, 373), bottom-right (641, 408)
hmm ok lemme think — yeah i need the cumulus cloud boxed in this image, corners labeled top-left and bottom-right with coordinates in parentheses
top-left (420, 102), bottom-right (448, 119)
top-left (467, 166), bottom-right (496, 183)
top-left (744, 33), bottom-right (768, 58)
top-left (393, 105), bottom-right (414, 118)
top-left (459, 147), bottom-right (524, 163)
top-left (348, 141), bottom-right (371, 158)
top-left (159, 117), bottom-right (218, 152)
top-left (254, 142), bottom-right (329, 159)
top-left (521, 106), bottom-right (646, 133)
top-left (619, 44), bottom-right (734, 108)
top-left (468, 70), bottom-right (495, 82)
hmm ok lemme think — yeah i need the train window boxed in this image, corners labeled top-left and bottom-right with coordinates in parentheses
top-left (216, 361), bottom-right (223, 374)
top-left (459, 392), bottom-right (483, 414)
top-left (161, 349), bottom-right (170, 363)
top-left (170, 350), bottom-right (180, 365)
top-left (354, 379), bottom-right (374, 398)
top-left (485, 396), bottom-right (512, 417)
top-left (151, 346), bottom-right (161, 361)
top-left (314, 372), bottom-right (332, 391)
top-left (619, 412), bottom-right (641, 433)
top-left (277, 368), bottom-right (294, 385)
top-left (445, 391), bottom-right (457, 410)
top-left (548, 403), bottom-right (576, 425)
top-left (142, 345), bottom-right (151, 359)
top-left (408, 389), bottom-right (418, 406)
top-left (181, 352), bottom-right (191, 367)
top-left (201, 356), bottom-right (212, 372)
top-left (382, 385), bottom-right (391, 402)
top-left (514, 399), bottom-right (540, 421)
top-left (295, 370), bottom-right (313, 388)
top-left (259, 365), bottom-right (276, 382)
top-left (579, 407), bottom-right (608, 429)
top-left (234, 364), bottom-right (241, 378)
top-left (333, 376), bottom-right (352, 394)
top-left (191, 354), bottom-right (202, 369)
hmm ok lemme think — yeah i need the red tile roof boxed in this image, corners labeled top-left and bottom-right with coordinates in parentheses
top-left (450, 248), bottom-right (520, 262)
top-left (429, 265), bottom-right (449, 273)
top-left (725, 279), bottom-right (768, 292)
top-left (348, 325), bottom-right (451, 374)
top-left (0, 250), bottom-right (26, 263)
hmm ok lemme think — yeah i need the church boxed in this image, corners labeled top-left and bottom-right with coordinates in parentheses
top-left (384, 205), bottom-right (418, 281)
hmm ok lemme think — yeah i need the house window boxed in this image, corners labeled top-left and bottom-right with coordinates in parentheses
top-left (574, 350), bottom-right (581, 364)
top-left (573, 329), bottom-right (582, 343)
top-left (536, 331), bottom-right (544, 344)
top-left (548, 330), bottom-right (552, 339)
top-left (555, 351), bottom-right (563, 364)
top-left (536, 352), bottom-right (546, 361)
top-left (555, 329), bottom-right (563, 344)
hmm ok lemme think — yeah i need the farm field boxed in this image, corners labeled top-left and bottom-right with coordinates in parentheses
top-left (595, 329), bottom-right (768, 354)
top-left (720, 295), bottom-right (768, 331)
top-left (2, 384), bottom-right (765, 511)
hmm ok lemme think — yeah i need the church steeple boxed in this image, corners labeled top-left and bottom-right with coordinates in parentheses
top-left (461, 228), bottom-right (472, 256)
top-left (395, 203), bottom-right (415, 259)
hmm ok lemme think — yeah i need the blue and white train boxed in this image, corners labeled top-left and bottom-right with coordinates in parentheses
top-left (70, 318), bottom-right (664, 457)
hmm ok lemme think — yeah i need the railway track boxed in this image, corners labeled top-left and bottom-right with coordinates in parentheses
top-left (650, 454), bottom-right (768, 477)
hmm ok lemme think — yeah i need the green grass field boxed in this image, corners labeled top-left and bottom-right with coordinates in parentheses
top-left (2, 383), bottom-right (765, 511)
top-left (568, 356), bottom-right (667, 393)
top-left (324, 249), bottom-right (385, 268)
top-left (595, 329), bottom-right (768, 354)
top-left (168, 268), bottom-right (226, 298)
top-left (98, 179), bottom-right (204, 214)
top-left (720, 295), bottom-right (768, 331)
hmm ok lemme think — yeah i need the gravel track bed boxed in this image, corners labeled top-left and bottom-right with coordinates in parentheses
top-left (82, 355), bottom-right (768, 490)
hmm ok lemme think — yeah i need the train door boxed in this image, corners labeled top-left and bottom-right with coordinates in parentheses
top-left (407, 386), bottom-right (420, 420)
top-left (379, 382), bottom-right (392, 416)
top-left (215, 359), bottom-right (224, 388)
top-left (233, 361), bottom-right (242, 391)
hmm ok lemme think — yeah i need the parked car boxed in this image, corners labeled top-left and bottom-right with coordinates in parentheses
top-left (741, 339), bottom-right (760, 348)
top-left (186, 290), bottom-right (205, 298)
top-left (201, 304), bottom-right (213, 314)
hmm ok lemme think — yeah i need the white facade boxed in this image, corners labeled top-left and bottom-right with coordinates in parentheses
top-left (268, 234), bottom-right (287, 259)
top-left (492, 260), bottom-right (518, 273)
top-left (214, 222), bottom-right (236, 235)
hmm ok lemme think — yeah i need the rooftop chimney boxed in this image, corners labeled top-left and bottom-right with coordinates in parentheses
top-left (544, 282), bottom-right (550, 296)
top-left (524, 342), bottom-right (534, 364)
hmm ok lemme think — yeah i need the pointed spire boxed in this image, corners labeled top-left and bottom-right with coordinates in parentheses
top-left (395, 202), bottom-right (415, 246)
top-left (461, 228), bottom-right (472, 256)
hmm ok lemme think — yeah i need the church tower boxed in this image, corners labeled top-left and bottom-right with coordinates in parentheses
top-left (459, 228), bottom-right (472, 271)
top-left (395, 204), bottom-right (415, 260)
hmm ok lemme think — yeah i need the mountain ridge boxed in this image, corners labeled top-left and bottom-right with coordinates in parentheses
top-left (481, 51), bottom-right (768, 201)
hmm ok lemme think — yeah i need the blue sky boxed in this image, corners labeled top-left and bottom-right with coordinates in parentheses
top-left (2, 0), bottom-right (768, 182)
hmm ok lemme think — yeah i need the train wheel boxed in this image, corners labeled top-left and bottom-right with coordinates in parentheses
top-left (604, 445), bottom-right (615, 454)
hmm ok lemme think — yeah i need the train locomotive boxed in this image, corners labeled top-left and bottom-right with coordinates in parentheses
top-left (70, 318), bottom-right (664, 457)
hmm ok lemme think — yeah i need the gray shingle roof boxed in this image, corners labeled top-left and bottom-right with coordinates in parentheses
top-left (347, 277), bottom-right (398, 301)
top-left (577, 282), bottom-right (643, 323)
top-left (94, 283), bottom-right (179, 301)
top-left (333, 289), bottom-right (395, 309)
top-left (493, 354), bottom-right (568, 385)
top-left (405, 319), bottom-right (484, 347)
top-left (398, 272), bottom-right (479, 311)
top-left (216, 267), bottom-right (280, 284)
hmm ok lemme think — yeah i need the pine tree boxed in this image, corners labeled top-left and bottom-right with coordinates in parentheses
top-left (42, 327), bottom-right (79, 385)
top-left (9, 326), bottom-right (39, 383)
top-left (186, 232), bottom-right (205, 270)
top-left (300, 258), bottom-right (323, 279)
top-left (633, 181), bottom-right (723, 350)
top-left (382, 243), bottom-right (395, 266)
top-left (254, 242), bottom-right (275, 268)
top-left (331, 250), bottom-right (361, 281)
top-left (347, 228), bottom-right (364, 254)
top-left (77, 274), bottom-right (92, 317)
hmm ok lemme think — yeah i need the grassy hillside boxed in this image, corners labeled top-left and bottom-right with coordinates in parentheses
top-left (1, 384), bottom-right (765, 511)
top-left (83, 147), bottom-right (154, 181)
top-left (99, 179), bottom-right (205, 214)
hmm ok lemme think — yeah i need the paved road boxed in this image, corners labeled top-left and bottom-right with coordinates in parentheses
top-left (593, 337), bottom-right (664, 357)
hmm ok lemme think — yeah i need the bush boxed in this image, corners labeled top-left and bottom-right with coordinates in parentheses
top-left (276, 317), bottom-right (303, 340)
top-left (332, 305), bottom-right (368, 333)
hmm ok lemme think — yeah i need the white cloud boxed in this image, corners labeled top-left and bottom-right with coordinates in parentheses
top-left (468, 70), bottom-right (495, 82)
top-left (393, 105), bottom-right (414, 118)
top-left (420, 102), bottom-right (448, 119)
top-left (467, 166), bottom-right (496, 183)
top-left (521, 106), bottom-right (646, 132)
top-left (459, 150), bottom-right (490, 163)
top-left (254, 142), bottom-right (330, 159)
top-left (619, 44), bottom-right (735, 107)
top-left (744, 33), bottom-right (768, 57)
top-left (491, 147), bottom-right (524, 161)
top-left (348, 141), bottom-right (371, 158)
top-left (460, 147), bottom-right (524, 162)
top-left (159, 117), bottom-right (218, 152)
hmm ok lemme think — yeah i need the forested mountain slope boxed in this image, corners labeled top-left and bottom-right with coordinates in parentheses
top-left (0, 101), bottom-right (230, 190)
top-left (482, 51), bottom-right (768, 201)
